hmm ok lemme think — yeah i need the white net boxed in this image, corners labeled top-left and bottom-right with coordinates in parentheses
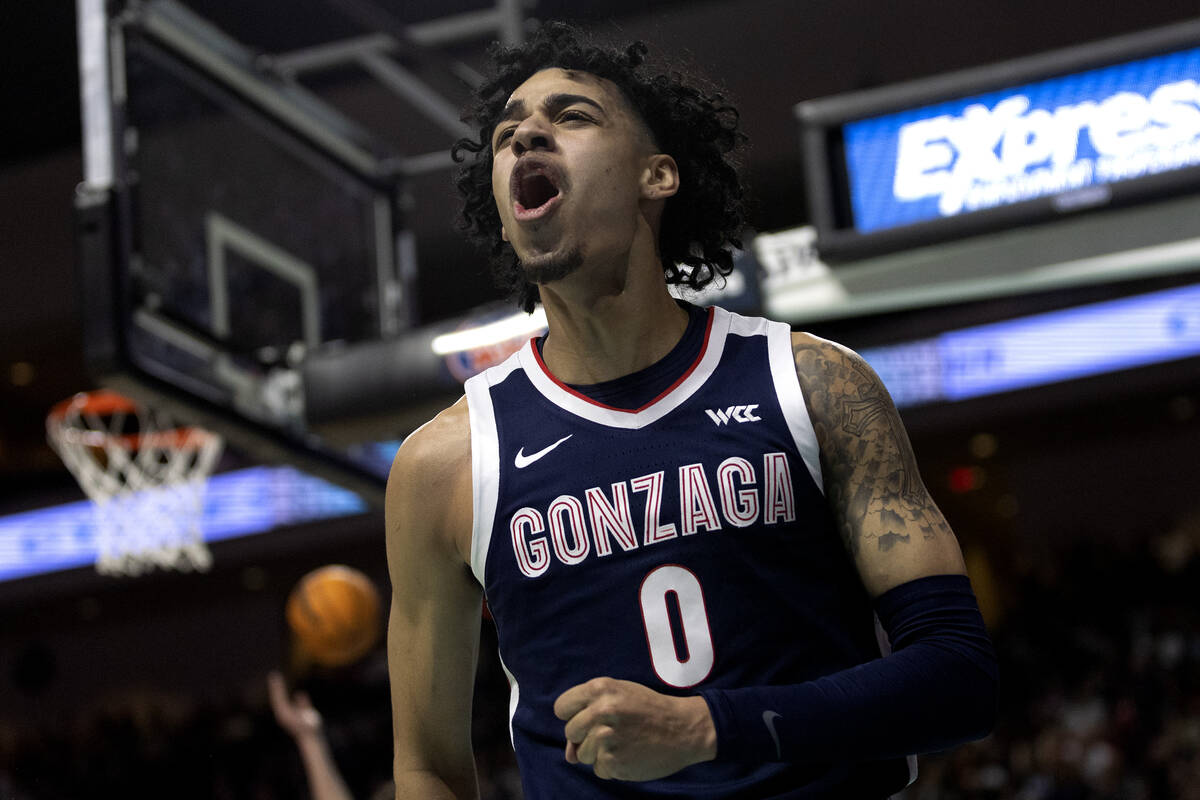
top-left (46, 392), bottom-right (224, 576)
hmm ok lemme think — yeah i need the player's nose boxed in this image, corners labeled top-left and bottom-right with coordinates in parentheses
top-left (512, 115), bottom-right (555, 156)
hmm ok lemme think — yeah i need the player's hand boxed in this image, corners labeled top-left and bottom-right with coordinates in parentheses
top-left (267, 670), bottom-right (324, 741)
top-left (553, 677), bottom-right (717, 781)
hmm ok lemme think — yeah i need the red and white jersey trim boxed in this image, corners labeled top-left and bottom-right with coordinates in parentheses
top-left (516, 306), bottom-right (727, 430)
top-left (762, 321), bottom-right (824, 493)
top-left (465, 363), bottom-right (509, 585)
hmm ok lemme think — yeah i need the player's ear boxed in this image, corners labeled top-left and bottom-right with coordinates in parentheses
top-left (641, 154), bottom-right (679, 200)
top-left (501, 225), bottom-right (509, 243)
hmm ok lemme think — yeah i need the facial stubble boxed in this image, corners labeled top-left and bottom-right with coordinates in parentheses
top-left (490, 243), bottom-right (585, 309)
top-left (520, 246), bottom-right (585, 285)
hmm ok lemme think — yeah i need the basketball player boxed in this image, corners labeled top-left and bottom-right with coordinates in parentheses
top-left (385, 23), bottom-right (997, 799)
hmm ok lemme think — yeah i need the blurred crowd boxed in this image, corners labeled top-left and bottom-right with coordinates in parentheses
top-left (905, 517), bottom-right (1200, 800)
top-left (2, 522), bottom-right (1198, 799)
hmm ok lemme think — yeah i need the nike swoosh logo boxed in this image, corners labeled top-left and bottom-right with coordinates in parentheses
top-left (762, 710), bottom-right (783, 759)
top-left (514, 434), bottom-right (573, 469)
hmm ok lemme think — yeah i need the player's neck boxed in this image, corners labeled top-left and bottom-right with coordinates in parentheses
top-left (537, 261), bottom-right (689, 385)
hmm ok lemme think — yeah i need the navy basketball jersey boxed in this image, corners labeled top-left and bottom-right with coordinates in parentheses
top-left (464, 307), bottom-right (913, 798)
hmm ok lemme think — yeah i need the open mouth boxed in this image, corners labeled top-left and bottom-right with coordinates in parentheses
top-left (512, 161), bottom-right (563, 220)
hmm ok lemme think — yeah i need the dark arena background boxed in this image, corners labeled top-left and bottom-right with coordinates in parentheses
top-left (3, 2), bottom-right (1200, 798)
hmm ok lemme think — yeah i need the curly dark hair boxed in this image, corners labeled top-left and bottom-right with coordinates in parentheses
top-left (451, 21), bottom-right (747, 312)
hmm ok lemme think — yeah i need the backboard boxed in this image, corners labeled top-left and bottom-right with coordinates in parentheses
top-left (74, 0), bottom-right (531, 503)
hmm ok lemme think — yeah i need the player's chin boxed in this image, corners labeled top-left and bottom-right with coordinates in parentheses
top-left (519, 245), bottom-right (585, 286)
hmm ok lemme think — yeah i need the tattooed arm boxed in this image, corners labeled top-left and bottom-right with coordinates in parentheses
top-left (791, 333), bottom-right (966, 597)
top-left (690, 335), bottom-right (996, 770)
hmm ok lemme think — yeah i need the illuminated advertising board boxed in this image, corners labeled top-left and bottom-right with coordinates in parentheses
top-left (861, 282), bottom-right (1200, 408)
top-left (798, 21), bottom-right (1200, 260)
top-left (0, 466), bottom-right (368, 583)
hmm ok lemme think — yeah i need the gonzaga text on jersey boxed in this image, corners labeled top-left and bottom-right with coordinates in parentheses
top-left (509, 453), bottom-right (797, 578)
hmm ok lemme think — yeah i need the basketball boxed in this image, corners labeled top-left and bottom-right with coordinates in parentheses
top-left (285, 565), bottom-right (382, 667)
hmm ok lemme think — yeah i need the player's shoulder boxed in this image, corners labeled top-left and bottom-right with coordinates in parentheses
top-left (385, 396), bottom-right (475, 561)
top-left (788, 331), bottom-right (881, 389)
top-left (386, 396), bottom-right (471, 504)
top-left (786, 331), bottom-right (897, 439)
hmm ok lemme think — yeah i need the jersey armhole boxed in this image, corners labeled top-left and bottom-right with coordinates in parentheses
top-left (766, 323), bottom-right (824, 494)
top-left (464, 374), bottom-right (501, 586)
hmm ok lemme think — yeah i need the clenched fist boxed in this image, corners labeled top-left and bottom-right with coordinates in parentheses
top-left (553, 677), bottom-right (718, 781)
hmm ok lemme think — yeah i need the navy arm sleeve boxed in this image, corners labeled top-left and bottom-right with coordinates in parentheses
top-left (698, 574), bottom-right (998, 764)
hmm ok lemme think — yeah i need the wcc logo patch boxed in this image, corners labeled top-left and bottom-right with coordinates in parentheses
top-left (705, 404), bottom-right (762, 426)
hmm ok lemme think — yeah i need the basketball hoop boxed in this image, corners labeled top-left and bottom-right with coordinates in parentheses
top-left (46, 390), bottom-right (223, 576)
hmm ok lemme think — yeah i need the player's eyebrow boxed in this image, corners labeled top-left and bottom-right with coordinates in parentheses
top-left (498, 93), bottom-right (607, 126)
top-left (543, 93), bottom-right (607, 117)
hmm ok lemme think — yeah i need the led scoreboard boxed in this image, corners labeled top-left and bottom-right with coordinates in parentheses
top-left (797, 20), bottom-right (1200, 260)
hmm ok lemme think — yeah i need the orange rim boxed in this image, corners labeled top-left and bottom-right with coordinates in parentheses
top-left (47, 390), bottom-right (139, 420)
top-left (47, 391), bottom-right (219, 451)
